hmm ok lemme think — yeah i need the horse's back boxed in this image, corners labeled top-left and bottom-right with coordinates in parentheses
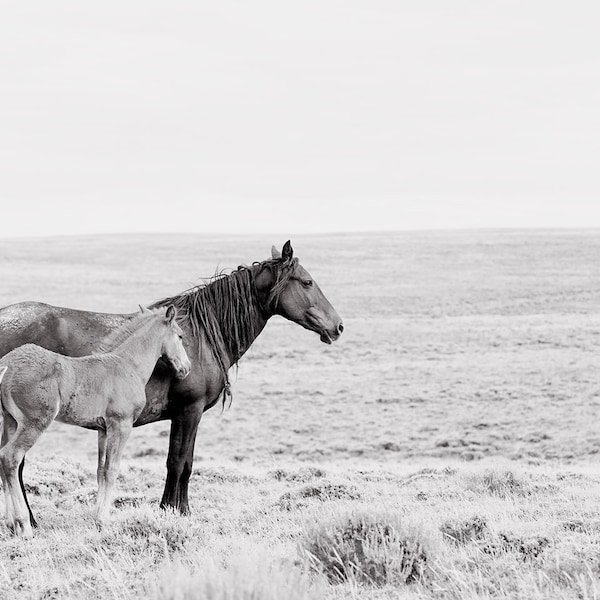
top-left (0, 302), bottom-right (176, 426)
top-left (0, 301), bottom-right (131, 359)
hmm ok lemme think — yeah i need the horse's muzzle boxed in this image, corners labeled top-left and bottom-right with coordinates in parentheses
top-left (305, 307), bottom-right (343, 344)
top-left (319, 321), bottom-right (344, 344)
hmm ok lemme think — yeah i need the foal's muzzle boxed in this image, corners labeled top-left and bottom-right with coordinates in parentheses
top-left (169, 358), bottom-right (191, 380)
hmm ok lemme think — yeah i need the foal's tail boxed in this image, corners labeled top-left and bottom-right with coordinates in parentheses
top-left (0, 365), bottom-right (6, 416)
top-left (0, 365), bottom-right (5, 431)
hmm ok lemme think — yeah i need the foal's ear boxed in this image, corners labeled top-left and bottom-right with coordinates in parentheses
top-left (139, 304), bottom-right (151, 314)
top-left (271, 245), bottom-right (281, 260)
top-left (282, 240), bottom-right (293, 262)
top-left (165, 305), bottom-right (176, 323)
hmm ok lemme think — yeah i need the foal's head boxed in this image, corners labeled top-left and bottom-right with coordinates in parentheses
top-left (146, 305), bottom-right (191, 379)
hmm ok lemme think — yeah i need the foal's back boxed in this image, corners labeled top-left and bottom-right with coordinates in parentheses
top-left (0, 343), bottom-right (140, 430)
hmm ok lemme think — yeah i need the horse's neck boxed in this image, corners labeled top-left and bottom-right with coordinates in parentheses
top-left (225, 305), bottom-right (269, 369)
top-left (208, 282), bottom-right (270, 371)
top-left (110, 325), bottom-right (163, 382)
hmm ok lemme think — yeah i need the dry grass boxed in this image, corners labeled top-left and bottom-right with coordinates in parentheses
top-left (1, 457), bottom-right (600, 599)
top-left (300, 508), bottom-right (431, 585)
top-left (0, 230), bottom-right (599, 598)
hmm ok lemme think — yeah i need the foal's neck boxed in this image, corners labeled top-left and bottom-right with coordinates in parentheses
top-left (110, 322), bottom-right (164, 382)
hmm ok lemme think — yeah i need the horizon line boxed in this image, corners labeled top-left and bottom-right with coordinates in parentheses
top-left (0, 225), bottom-right (599, 242)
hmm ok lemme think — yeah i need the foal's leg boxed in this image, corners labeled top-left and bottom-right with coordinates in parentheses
top-left (0, 424), bottom-right (46, 538)
top-left (94, 419), bottom-right (132, 523)
top-left (0, 414), bottom-right (17, 531)
top-left (18, 459), bottom-right (38, 529)
top-left (94, 429), bottom-right (108, 520)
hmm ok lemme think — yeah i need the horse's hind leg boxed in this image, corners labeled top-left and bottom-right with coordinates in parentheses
top-left (18, 458), bottom-right (38, 528)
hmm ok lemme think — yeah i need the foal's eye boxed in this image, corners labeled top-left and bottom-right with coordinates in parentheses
top-left (302, 279), bottom-right (313, 287)
top-left (178, 335), bottom-right (183, 340)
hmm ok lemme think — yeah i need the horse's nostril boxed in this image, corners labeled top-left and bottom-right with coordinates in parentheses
top-left (338, 322), bottom-right (344, 334)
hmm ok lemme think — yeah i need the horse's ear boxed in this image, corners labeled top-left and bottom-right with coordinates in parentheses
top-left (271, 245), bottom-right (281, 260)
top-left (282, 240), bottom-right (293, 262)
top-left (139, 304), bottom-right (148, 313)
top-left (165, 305), bottom-right (176, 323)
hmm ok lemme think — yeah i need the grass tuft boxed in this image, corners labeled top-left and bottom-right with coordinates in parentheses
top-left (268, 466), bottom-right (327, 482)
top-left (440, 515), bottom-right (488, 545)
top-left (466, 468), bottom-right (558, 498)
top-left (102, 508), bottom-right (202, 555)
top-left (278, 481), bottom-right (361, 510)
top-left (299, 508), bottom-right (431, 586)
top-left (150, 558), bottom-right (322, 600)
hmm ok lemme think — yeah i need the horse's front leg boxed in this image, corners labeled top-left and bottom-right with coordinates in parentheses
top-left (94, 419), bottom-right (132, 524)
top-left (160, 400), bottom-right (202, 514)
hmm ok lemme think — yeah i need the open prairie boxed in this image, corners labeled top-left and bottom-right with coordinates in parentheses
top-left (0, 230), bottom-right (599, 599)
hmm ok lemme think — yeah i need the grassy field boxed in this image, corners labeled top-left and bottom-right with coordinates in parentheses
top-left (0, 230), bottom-right (599, 599)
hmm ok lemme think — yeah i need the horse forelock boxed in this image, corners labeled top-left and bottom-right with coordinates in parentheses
top-left (266, 256), bottom-right (299, 309)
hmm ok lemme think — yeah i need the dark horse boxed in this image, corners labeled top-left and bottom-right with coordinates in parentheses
top-left (0, 241), bottom-right (342, 524)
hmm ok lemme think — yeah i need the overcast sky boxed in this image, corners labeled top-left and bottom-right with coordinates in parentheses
top-left (0, 1), bottom-right (598, 237)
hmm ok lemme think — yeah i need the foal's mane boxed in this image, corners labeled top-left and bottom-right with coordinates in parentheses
top-left (94, 308), bottom-right (166, 354)
top-left (149, 256), bottom-right (298, 392)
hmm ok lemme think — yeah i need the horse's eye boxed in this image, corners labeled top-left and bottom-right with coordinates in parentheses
top-left (303, 279), bottom-right (313, 287)
top-left (178, 335), bottom-right (183, 340)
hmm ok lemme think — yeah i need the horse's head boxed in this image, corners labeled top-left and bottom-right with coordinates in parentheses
top-left (257, 241), bottom-right (343, 344)
top-left (150, 305), bottom-right (191, 379)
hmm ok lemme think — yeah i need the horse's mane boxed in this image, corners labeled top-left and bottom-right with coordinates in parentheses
top-left (149, 256), bottom-right (298, 398)
top-left (94, 308), bottom-right (166, 354)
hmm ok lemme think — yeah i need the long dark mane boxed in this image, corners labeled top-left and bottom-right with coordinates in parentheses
top-left (150, 256), bottom-right (298, 398)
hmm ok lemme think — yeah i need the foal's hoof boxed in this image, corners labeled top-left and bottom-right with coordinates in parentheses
top-left (93, 513), bottom-right (109, 530)
top-left (11, 521), bottom-right (33, 539)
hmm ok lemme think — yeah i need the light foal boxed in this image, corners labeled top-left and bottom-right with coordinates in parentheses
top-left (0, 305), bottom-right (190, 537)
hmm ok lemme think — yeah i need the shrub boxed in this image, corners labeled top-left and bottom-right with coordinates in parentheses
top-left (101, 509), bottom-right (201, 555)
top-left (440, 515), bottom-right (488, 545)
top-left (269, 467), bottom-right (327, 482)
top-left (299, 509), bottom-right (430, 586)
top-left (277, 481), bottom-right (361, 510)
top-left (467, 468), bottom-right (558, 498)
